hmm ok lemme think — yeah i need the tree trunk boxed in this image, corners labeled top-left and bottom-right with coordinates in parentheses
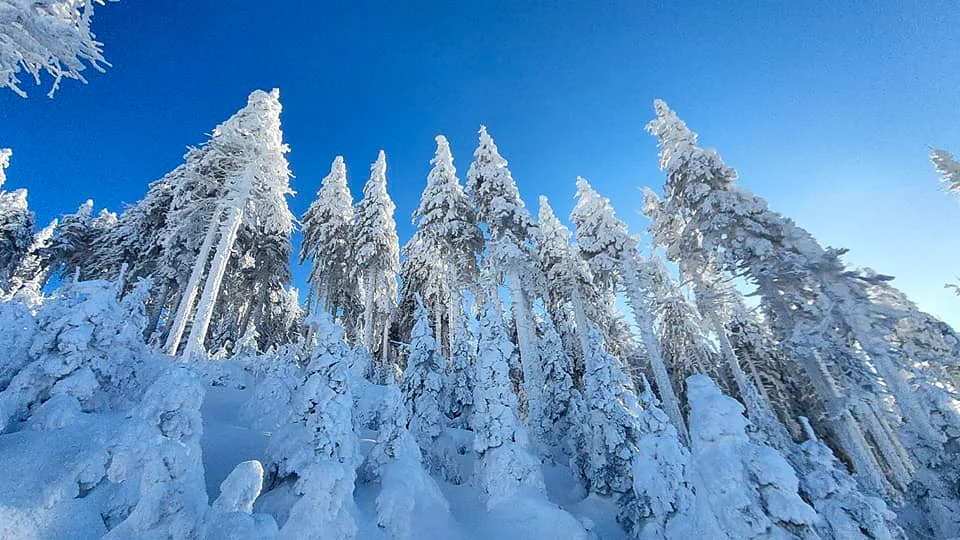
top-left (164, 206), bottom-right (222, 355)
top-left (183, 203), bottom-right (244, 359)
top-left (507, 270), bottom-right (542, 427)
top-left (362, 269), bottom-right (376, 351)
top-left (621, 255), bottom-right (689, 444)
top-left (569, 284), bottom-right (592, 365)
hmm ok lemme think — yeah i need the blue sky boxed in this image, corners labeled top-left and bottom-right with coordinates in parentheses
top-left (1, 1), bottom-right (959, 326)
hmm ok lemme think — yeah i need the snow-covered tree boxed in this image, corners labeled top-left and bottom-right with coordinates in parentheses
top-left (0, 149), bottom-right (35, 291)
top-left (300, 156), bottom-right (361, 326)
top-left (646, 99), bottom-right (935, 495)
top-left (353, 150), bottom-right (400, 378)
top-left (42, 199), bottom-right (115, 281)
top-left (0, 0), bottom-right (114, 98)
top-left (467, 126), bottom-right (544, 430)
top-left (269, 313), bottom-right (359, 539)
top-left (534, 308), bottom-right (583, 455)
top-left (365, 385), bottom-right (455, 540)
top-left (0, 277), bottom-right (156, 430)
top-left (579, 328), bottom-right (647, 495)
top-left (536, 195), bottom-right (601, 368)
top-left (686, 374), bottom-right (819, 539)
top-left (570, 176), bottom-right (688, 443)
top-left (931, 148), bottom-right (960, 196)
top-left (204, 460), bottom-right (278, 540)
top-left (471, 300), bottom-right (545, 508)
top-left (400, 298), bottom-right (449, 475)
top-left (444, 309), bottom-right (474, 428)
top-left (160, 88), bottom-right (294, 358)
top-left (399, 135), bottom-right (482, 353)
top-left (104, 366), bottom-right (208, 539)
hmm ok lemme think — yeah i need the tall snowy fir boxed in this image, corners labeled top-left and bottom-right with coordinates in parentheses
top-left (570, 176), bottom-right (688, 444)
top-left (300, 156), bottom-right (360, 327)
top-left (647, 98), bottom-right (960, 535)
top-left (466, 126), bottom-right (545, 432)
top-left (158, 89), bottom-right (294, 358)
top-left (399, 135), bottom-right (483, 353)
top-left (353, 150), bottom-right (400, 380)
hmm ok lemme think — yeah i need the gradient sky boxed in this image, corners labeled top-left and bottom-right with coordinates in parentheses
top-left (1, 1), bottom-right (959, 326)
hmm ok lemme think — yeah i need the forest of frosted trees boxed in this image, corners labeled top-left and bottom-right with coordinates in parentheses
top-left (2, 3), bottom-right (960, 539)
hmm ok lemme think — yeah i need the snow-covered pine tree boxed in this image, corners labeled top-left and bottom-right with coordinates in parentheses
top-left (570, 176), bottom-right (688, 443)
top-left (578, 327), bottom-right (695, 538)
top-left (41, 199), bottom-right (115, 281)
top-left (104, 367), bottom-right (209, 539)
top-left (646, 99), bottom-right (926, 496)
top-left (399, 135), bottom-right (482, 353)
top-left (0, 149), bottom-right (35, 292)
top-left (685, 374), bottom-right (819, 540)
top-left (466, 126), bottom-right (544, 430)
top-left (269, 313), bottom-right (359, 538)
top-left (444, 308), bottom-right (474, 428)
top-left (0, 0), bottom-right (114, 97)
top-left (534, 307), bottom-right (584, 458)
top-left (647, 255), bottom-right (726, 411)
top-left (536, 195), bottom-right (601, 370)
top-left (160, 89), bottom-right (294, 358)
top-left (400, 298), bottom-right (449, 476)
top-left (471, 299), bottom-right (546, 508)
top-left (365, 385), bottom-right (454, 540)
top-left (300, 156), bottom-right (361, 327)
top-left (7, 218), bottom-right (56, 302)
top-left (353, 150), bottom-right (400, 379)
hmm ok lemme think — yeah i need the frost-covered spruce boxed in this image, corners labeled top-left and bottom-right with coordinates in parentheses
top-left (400, 298), bottom-right (449, 475)
top-left (0, 0), bottom-right (115, 97)
top-left (467, 125), bottom-right (544, 433)
top-left (685, 375), bottom-right (819, 540)
top-left (366, 385), bottom-right (454, 540)
top-left (536, 195), bottom-right (601, 369)
top-left (271, 313), bottom-right (360, 538)
top-left (42, 199), bottom-right (115, 281)
top-left (300, 156), bottom-right (361, 325)
top-left (578, 328), bottom-right (696, 538)
top-left (647, 255), bottom-right (725, 408)
top-left (571, 176), bottom-right (688, 443)
top-left (162, 88), bottom-right (294, 357)
top-left (444, 311), bottom-right (474, 428)
top-left (471, 300), bottom-right (545, 509)
top-left (353, 150), bottom-right (400, 376)
top-left (534, 308), bottom-right (584, 456)
top-left (0, 149), bottom-right (35, 292)
top-left (620, 376), bottom-right (697, 540)
top-left (204, 460), bottom-right (279, 540)
top-left (399, 135), bottom-right (482, 353)
top-left (646, 99), bottom-right (915, 495)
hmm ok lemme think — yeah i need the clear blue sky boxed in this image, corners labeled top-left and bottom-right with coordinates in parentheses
top-left (1, 1), bottom-right (959, 326)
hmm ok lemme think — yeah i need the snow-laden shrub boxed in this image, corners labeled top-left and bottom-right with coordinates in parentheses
top-left (0, 278), bottom-right (159, 431)
top-left (104, 366), bottom-right (208, 538)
